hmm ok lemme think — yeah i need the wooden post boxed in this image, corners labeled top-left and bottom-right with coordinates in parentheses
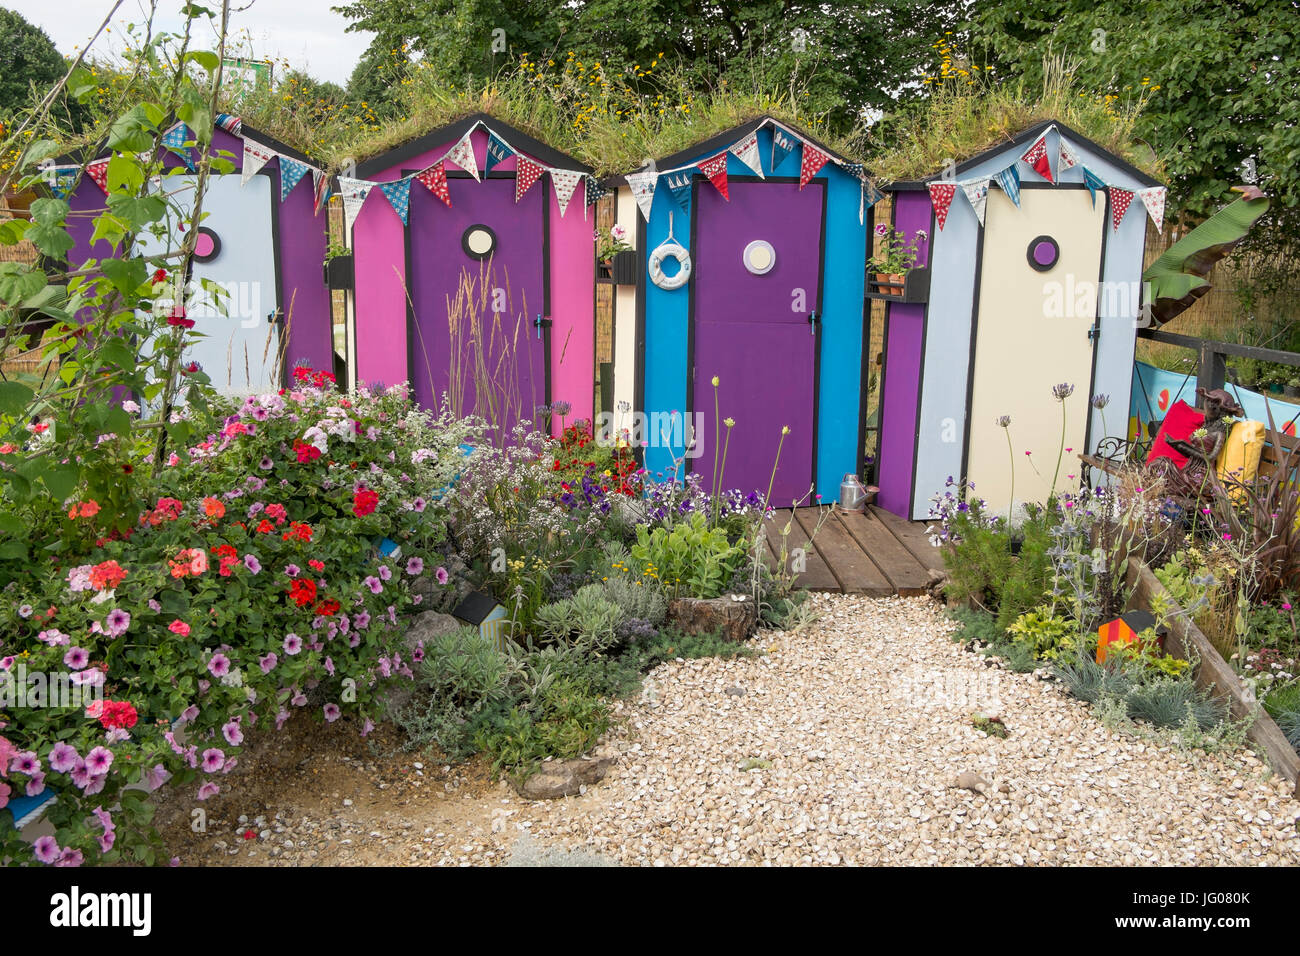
top-left (1197, 340), bottom-right (1227, 395)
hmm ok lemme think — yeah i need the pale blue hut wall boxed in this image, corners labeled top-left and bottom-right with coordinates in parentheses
top-left (907, 126), bottom-right (1154, 518)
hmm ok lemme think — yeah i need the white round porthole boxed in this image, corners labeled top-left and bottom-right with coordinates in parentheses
top-left (462, 225), bottom-right (497, 260)
top-left (743, 240), bottom-right (775, 275)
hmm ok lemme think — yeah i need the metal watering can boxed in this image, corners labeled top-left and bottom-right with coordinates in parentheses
top-left (838, 473), bottom-right (869, 512)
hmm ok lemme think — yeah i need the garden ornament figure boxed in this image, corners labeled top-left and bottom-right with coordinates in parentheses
top-left (1147, 386), bottom-right (1244, 499)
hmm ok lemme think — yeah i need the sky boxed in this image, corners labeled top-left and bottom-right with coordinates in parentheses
top-left (4, 0), bottom-right (373, 85)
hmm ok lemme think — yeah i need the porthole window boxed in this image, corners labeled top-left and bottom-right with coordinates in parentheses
top-left (194, 226), bottom-right (221, 263)
top-left (1026, 235), bottom-right (1060, 272)
top-left (462, 225), bottom-right (497, 260)
top-left (742, 239), bottom-right (776, 275)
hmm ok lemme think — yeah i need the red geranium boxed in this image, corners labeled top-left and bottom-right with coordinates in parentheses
top-left (98, 700), bottom-right (139, 730)
top-left (293, 440), bottom-right (321, 464)
top-left (288, 579), bottom-right (317, 607)
top-left (315, 599), bottom-right (341, 617)
top-left (352, 488), bottom-right (379, 517)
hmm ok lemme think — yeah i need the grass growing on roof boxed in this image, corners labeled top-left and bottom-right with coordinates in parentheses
top-left (872, 55), bottom-right (1162, 183)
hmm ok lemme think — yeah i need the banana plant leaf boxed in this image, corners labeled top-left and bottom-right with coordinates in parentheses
top-left (1141, 186), bottom-right (1269, 326)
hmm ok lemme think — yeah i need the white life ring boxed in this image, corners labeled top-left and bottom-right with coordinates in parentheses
top-left (648, 240), bottom-right (691, 290)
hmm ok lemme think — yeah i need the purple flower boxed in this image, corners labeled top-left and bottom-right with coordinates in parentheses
top-left (11, 751), bottom-right (40, 776)
top-left (995, 415), bottom-right (1011, 428)
top-left (283, 633), bottom-right (302, 655)
top-left (291, 690), bottom-right (307, 707)
top-left (435, 566), bottom-right (449, 585)
top-left (354, 611), bottom-right (370, 630)
top-left (201, 748), bottom-right (225, 772)
top-left (244, 554), bottom-right (262, 574)
top-left (1091, 393), bottom-right (1110, 410)
top-left (222, 720), bottom-right (244, 746)
top-left (26, 772), bottom-right (46, 796)
top-left (148, 599), bottom-right (162, 613)
top-left (1051, 382), bottom-right (1075, 401)
top-left (259, 456), bottom-right (274, 470)
top-left (364, 576), bottom-right (383, 594)
top-left (48, 742), bottom-right (79, 773)
top-left (323, 703), bottom-right (340, 722)
top-left (143, 764), bottom-right (171, 793)
top-left (85, 746), bottom-right (113, 776)
top-left (18, 604), bottom-right (34, 618)
top-left (105, 609), bottom-right (131, 637)
top-left (197, 781), bottom-right (220, 800)
top-left (207, 653), bottom-right (231, 678)
top-left (259, 652), bottom-right (278, 673)
top-left (33, 835), bottom-right (60, 864)
top-left (412, 497), bottom-right (427, 513)
top-left (63, 646), bottom-right (89, 670)
top-left (378, 564), bottom-right (392, 581)
top-left (406, 557), bottom-right (424, 575)
top-left (180, 704), bottom-right (200, 724)
top-left (284, 563), bottom-right (300, 577)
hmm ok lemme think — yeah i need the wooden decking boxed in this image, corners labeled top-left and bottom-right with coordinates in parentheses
top-left (760, 505), bottom-right (944, 596)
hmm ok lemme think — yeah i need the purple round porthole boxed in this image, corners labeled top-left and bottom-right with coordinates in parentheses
top-left (194, 226), bottom-right (221, 263)
top-left (1026, 235), bottom-right (1059, 272)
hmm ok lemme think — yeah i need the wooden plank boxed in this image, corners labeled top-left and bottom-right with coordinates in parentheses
top-left (765, 510), bottom-right (838, 591)
top-left (1127, 559), bottom-right (1300, 796)
top-left (836, 508), bottom-right (932, 596)
top-left (792, 508), bottom-right (892, 596)
top-left (868, 504), bottom-right (946, 574)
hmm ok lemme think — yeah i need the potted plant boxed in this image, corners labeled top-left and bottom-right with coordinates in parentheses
top-left (322, 238), bottom-right (353, 290)
top-left (867, 223), bottom-right (926, 294)
top-left (596, 224), bottom-right (632, 277)
top-left (1231, 357), bottom-right (1259, 389)
top-left (1286, 376), bottom-right (1300, 399)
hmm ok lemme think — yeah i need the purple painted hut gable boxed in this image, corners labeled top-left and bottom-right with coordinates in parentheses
top-left (347, 114), bottom-right (595, 438)
top-left (62, 122), bottom-right (333, 393)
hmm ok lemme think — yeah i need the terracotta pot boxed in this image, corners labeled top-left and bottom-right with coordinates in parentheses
top-left (875, 272), bottom-right (905, 294)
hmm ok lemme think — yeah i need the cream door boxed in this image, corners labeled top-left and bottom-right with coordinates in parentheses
top-left (965, 187), bottom-right (1104, 518)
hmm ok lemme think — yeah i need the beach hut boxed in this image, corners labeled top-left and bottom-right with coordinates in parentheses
top-left (606, 116), bottom-right (872, 503)
top-left (60, 118), bottom-right (334, 393)
top-left (343, 114), bottom-right (595, 438)
top-left (875, 120), bottom-right (1164, 519)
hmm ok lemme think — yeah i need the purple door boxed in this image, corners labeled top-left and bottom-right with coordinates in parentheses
top-left (691, 180), bottom-right (822, 504)
top-left (408, 175), bottom-right (547, 440)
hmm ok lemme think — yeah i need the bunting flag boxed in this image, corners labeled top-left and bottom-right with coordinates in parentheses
top-left (698, 150), bottom-right (730, 200)
top-left (799, 143), bottom-right (830, 188)
top-left (550, 169), bottom-right (583, 217)
top-left (771, 127), bottom-right (799, 171)
top-left (993, 164), bottom-right (1021, 207)
top-left (378, 177), bottom-right (412, 225)
top-left (86, 159), bottom-right (110, 195)
top-left (961, 178), bottom-right (990, 226)
top-left (312, 169), bottom-right (331, 214)
top-left (1020, 133), bottom-right (1054, 183)
top-left (484, 131), bottom-right (513, 175)
top-left (241, 138), bottom-right (275, 185)
top-left (928, 182), bottom-right (958, 231)
top-left (1138, 186), bottom-right (1166, 233)
top-left (415, 162), bottom-right (452, 207)
top-left (161, 123), bottom-right (195, 170)
top-left (585, 176), bottom-right (610, 206)
top-left (729, 131), bottom-right (763, 177)
top-left (1057, 137), bottom-right (1081, 174)
top-left (444, 133), bottom-right (480, 181)
top-left (664, 170), bottom-right (693, 214)
top-left (338, 177), bottom-right (373, 234)
top-left (279, 156), bottom-right (310, 200)
top-left (215, 113), bottom-right (243, 136)
top-left (1109, 186), bottom-right (1135, 231)
top-left (626, 169), bottom-right (658, 220)
top-left (1083, 166), bottom-right (1107, 207)
top-left (515, 155), bottom-right (545, 202)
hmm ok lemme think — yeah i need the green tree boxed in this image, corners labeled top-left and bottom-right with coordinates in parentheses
top-left (0, 8), bottom-right (71, 124)
top-left (965, 0), bottom-right (1300, 248)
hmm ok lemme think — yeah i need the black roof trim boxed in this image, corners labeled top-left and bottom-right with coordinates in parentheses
top-left (354, 112), bottom-right (591, 179)
top-left (51, 120), bottom-right (321, 169)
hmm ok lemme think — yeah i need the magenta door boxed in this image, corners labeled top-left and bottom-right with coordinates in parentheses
top-left (690, 180), bottom-right (822, 504)
top-left (408, 175), bottom-right (547, 439)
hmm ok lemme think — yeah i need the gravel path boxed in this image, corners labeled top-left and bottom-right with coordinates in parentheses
top-left (160, 593), bottom-right (1300, 866)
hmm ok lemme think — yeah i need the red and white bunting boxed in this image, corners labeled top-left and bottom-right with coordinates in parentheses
top-left (698, 150), bottom-right (730, 201)
top-left (799, 143), bottom-right (830, 189)
top-left (550, 169), bottom-right (584, 217)
top-left (728, 131), bottom-right (764, 178)
top-left (241, 139), bottom-right (275, 185)
top-left (1109, 186), bottom-right (1135, 231)
top-left (626, 169), bottom-right (658, 220)
top-left (928, 182), bottom-right (958, 231)
top-left (1057, 137), bottom-right (1081, 174)
top-left (416, 162), bottom-right (452, 207)
top-left (444, 133), bottom-right (480, 182)
top-left (86, 159), bottom-right (110, 195)
top-left (1138, 186), bottom-right (1166, 233)
top-left (337, 177), bottom-right (373, 234)
top-left (1020, 133), bottom-right (1054, 183)
top-left (515, 156), bottom-right (545, 203)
